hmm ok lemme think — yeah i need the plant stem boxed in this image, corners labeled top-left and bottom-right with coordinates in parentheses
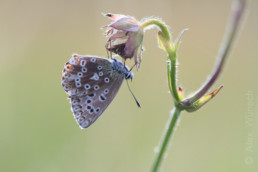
top-left (181, 0), bottom-right (245, 106)
top-left (141, 19), bottom-right (171, 40)
top-left (150, 0), bottom-right (245, 171)
top-left (151, 108), bottom-right (182, 172)
top-left (168, 58), bottom-right (180, 103)
top-left (141, 20), bottom-right (180, 103)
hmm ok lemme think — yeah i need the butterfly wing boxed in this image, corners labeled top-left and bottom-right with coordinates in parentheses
top-left (62, 54), bottom-right (125, 128)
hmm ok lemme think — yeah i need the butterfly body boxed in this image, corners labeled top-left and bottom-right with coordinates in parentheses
top-left (62, 54), bottom-right (133, 129)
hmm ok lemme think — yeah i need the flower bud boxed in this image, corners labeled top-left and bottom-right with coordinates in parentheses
top-left (105, 13), bottom-right (144, 69)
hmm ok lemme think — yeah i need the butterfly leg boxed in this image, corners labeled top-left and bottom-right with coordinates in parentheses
top-left (105, 40), bottom-right (113, 59)
top-left (105, 28), bottom-right (114, 59)
top-left (123, 59), bottom-right (126, 67)
top-left (129, 63), bottom-right (137, 72)
top-left (106, 49), bottom-right (109, 59)
top-left (105, 42), bottom-right (110, 59)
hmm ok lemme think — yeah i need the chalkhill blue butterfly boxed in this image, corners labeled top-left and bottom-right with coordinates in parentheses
top-left (61, 54), bottom-right (139, 129)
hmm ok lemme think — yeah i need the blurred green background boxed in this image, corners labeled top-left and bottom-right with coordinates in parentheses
top-left (1, 0), bottom-right (257, 171)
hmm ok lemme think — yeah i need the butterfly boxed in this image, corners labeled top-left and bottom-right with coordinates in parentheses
top-left (61, 54), bottom-right (136, 129)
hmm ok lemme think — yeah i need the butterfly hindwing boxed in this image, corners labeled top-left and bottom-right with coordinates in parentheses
top-left (62, 54), bottom-right (126, 128)
top-left (70, 78), bottom-right (124, 128)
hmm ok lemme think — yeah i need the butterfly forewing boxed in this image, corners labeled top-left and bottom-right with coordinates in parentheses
top-left (62, 54), bottom-right (126, 129)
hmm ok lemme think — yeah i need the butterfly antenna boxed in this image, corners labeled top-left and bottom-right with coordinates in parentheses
top-left (126, 80), bottom-right (141, 108)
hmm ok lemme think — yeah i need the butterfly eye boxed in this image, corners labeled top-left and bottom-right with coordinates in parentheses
top-left (125, 72), bottom-right (133, 79)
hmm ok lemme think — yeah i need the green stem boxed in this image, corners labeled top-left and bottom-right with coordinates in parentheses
top-left (168, 58), bottom-right (180, 103)
top-left (151, 108), bottom-right (182, 172)
top-left (141, 18), bottom-right (182, 172)
top-left (147, 0), bottom-right (245, 172)
top-left (141, 19), bottom-right (180, 103)
top-left (141, 19), bottom-right (171, 40)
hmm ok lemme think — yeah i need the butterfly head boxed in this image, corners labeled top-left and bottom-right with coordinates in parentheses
top-left (111, 58), bottom-right (134, 80)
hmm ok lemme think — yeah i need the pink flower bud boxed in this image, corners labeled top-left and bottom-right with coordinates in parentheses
top-left (105, 14), bottom-right (144, 69)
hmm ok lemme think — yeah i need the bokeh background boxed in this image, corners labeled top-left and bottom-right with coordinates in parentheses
top-left (0, 0), bottom-right (257, 171)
